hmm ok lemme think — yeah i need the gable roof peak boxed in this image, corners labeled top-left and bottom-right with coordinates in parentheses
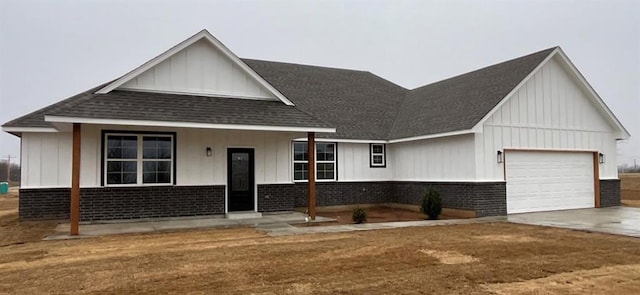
top-left (94, 29), bottom-right (295, 105)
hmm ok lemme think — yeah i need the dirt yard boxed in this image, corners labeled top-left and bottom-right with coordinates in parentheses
top-left (3, 189), bottom-right (640, 294)
top-left (2, 220), bottom-right (640, 293)
top-left (0, 188), bottom-right (58, 246)
top-left (621, 173), bottom-right (640, 207)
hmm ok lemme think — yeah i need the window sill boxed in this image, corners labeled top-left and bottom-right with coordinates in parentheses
top-left (293, 179), bottom-right (337, 183)
top-left (103, 183), bottom-right (175, 188)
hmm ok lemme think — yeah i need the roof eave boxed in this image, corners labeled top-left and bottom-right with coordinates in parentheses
top-left (44, 115), bottom-right (336, 133)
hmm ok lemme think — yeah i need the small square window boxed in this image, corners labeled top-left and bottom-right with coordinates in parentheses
top-left (370, 144), bottom-right (386, 167)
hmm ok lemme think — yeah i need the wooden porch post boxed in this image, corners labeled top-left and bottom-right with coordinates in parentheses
top-left (307, 132), bottom-right (316, 220)
top-left (70, 123), bottom-right (81, 235)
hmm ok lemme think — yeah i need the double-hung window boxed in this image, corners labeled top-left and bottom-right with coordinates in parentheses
top-left (370, 143), bottom-right (386, 167)
top-left (293, 142), bottom-right (336, 181)
top-left (105, 133), bottom-right (174, 186)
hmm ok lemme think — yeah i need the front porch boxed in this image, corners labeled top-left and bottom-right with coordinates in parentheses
top-left (30, 121), bottom-right (330, 235)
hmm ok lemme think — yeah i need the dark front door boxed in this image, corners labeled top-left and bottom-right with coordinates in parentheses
top-left (227, 148), bottom-right (255, 212)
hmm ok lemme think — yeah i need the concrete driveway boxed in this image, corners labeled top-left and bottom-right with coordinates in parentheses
top-left (508, 206), bottom-right (640, 238)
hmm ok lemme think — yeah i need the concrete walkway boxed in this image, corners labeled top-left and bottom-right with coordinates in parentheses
top-left (260, 216), bottom-right (504, 236)
top-left (45, 212), bottom-right (504, 240)
top-left (508, 206), bottom-right (640, 238)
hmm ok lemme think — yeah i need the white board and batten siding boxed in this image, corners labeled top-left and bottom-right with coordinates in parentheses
top-left (476, 56), bottom-right (618, 181)
top-left (119, 39), bottom-right (276, 100)
top-left (337, 143), bottom-right (392, 181)
top-left (21, 125), bottom-right (298, 188)
top-left (393, 134), bottom-right (476, 181)
top-left (20, 132), bottom-right (72, 188)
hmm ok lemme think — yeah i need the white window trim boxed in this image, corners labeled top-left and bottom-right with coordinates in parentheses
top-left (292, 142), bottom-right (337, 182)
top-left (104, 133), bottom-right (175, 187)
top-left (370, 143), bottom-right (386, 167)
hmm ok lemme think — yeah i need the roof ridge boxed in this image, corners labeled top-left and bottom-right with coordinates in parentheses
top-left (241, 58), bottom-right (371, 74)
top-left (410, 46), bottom-right (558, 91)
top-left (387, 46), bottom-right (557, 140)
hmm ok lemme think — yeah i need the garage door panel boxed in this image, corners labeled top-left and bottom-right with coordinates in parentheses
top-left (506, 151), bottom-right (594, 214)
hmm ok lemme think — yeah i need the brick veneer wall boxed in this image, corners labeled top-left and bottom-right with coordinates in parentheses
top-left (391, 182), bottom-right (507, 217)
top-left (19, 188), bottom-right (70, 220)
top-left (257, 181), bottom-right (505, 217)
top-left (19, 185), bottom-right (225, 221)
top-left (29, 177), bottom-right (616, 220)
top-left (600, 179), bottom-right (621, 207)
top-left (257, 182), bottom-right (391, 212)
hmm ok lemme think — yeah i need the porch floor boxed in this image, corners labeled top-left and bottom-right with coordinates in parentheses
top-left (45, 212), bottom-right (334, 240)
top-left (44, 211), bottom-right (506, 240)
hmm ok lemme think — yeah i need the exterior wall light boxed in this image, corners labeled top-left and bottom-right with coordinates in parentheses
top-left (599, 153), bottom-right (605, 164)
top-left (497, 150), bottom-right (504, 164)
top-left (206, 147), bottom-right (212, 157)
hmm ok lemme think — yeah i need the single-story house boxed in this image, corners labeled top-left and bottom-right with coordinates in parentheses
top-left (3, 30), bottom-right (629, 234)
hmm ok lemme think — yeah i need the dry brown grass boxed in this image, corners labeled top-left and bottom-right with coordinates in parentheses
top-left (620, 173), bottom-right (640, 202)
top-left (0, 190), bottom-right (58, 246)
top-left (1, 220), bottom-right (640, 294)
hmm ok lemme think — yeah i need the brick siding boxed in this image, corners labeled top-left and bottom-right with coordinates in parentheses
top-left (257, 181), bottom-right (505, 217)
top-left (391, 182), bottom-right (506, 217)
top-left (24, 177), bottom-right (615, 221)
top-left (19, 186), bottom-right (225, 221)
top-left (600, 179), bottom-right (621, 207)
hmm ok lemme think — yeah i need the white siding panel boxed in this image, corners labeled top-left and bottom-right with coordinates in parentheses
top-left (393, 134), bottom-right (475, 181)
top-left (80, 125), bottom-right (101, 187)
top-left (479, 56), bottom-right (618, 180)
top-left (337, 143), bottom-right (392, 181)
top-left (22, 126), bottom-right (298, 188)
top-left (275, 134), bottom-right (292, 183)
top-left (120, 39), bottom-right (277, 100)
top-left (21, 132), bottom-right (72, 188)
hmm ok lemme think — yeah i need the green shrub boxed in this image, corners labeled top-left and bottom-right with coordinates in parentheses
top-left (352, 207), bottom-right (368, 224)
top-left (421, 189), bottom-right (443, 220)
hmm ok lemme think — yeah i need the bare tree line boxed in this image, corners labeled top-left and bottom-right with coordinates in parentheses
top-left (0, 161), bottom-right (20, 182)
top-left (619, 161), bottom-right (640, 173)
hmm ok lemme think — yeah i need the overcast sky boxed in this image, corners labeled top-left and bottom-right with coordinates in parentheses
top-left (1, 0), bottom-right (638, 166)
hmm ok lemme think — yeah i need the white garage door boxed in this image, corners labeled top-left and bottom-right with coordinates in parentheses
top-left (506, 151), bottom-right (594, 214)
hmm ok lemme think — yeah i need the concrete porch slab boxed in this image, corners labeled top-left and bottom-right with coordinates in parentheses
top-left (226, 211), bottom-right (263, 220)
top-left (44, 212), bottom-right (334, 240)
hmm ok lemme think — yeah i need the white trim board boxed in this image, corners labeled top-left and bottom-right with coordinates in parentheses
top-left (116, 87), bottom-right (278, 101)
top-left (293, 138), bottom-right (387, 144)
top-left (2, 127), bottom-right (59, 133)
top-left (96, 29), bottom-right (295, 106)
top-left (293, 129), bottom-right (475, 144)
top-left (44, 115), bottom-right (336, 133)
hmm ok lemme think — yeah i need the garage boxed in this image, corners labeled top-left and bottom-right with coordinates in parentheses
top-left (505, 150), bottom-right (595, 214)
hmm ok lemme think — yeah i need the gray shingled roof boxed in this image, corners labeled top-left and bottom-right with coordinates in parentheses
top-left (2, 83), bottom-right (110, 128)
top-left (3, 47), bottom-right (556, 140)
top-left (44, 90), bottom-right (332, 128)
top-left (243, 59), bottom-right (408, 139)
top-left (389, 48), bottom-right (555, 139)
